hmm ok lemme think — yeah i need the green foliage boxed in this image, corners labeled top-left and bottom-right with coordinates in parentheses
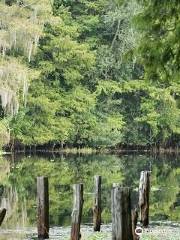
top-left (11, 1), bottom-right (126, 148)
top-left (1, 0), bottom-right (179, 149)
top-left (132, 0), bottom-right (180, 145)
top-left (0, 0), bottom-right (52, 147)
top-left (136, 0), bottom-right (180, 86)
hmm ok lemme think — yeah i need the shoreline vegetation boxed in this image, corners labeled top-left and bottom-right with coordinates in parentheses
top-left (1, 146), bottom-right (180, 156)
top-left (0, 0), bottom-right (180, 152)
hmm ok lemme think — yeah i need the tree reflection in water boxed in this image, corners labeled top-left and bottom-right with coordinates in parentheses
top-left (0, 154), bottom-right (179, 228)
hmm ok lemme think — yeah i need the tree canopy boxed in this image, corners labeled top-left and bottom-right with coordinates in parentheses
top-left (0, 0), bottom-right (179, 150)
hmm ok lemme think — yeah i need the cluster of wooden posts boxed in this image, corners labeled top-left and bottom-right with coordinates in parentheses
top-left (37, 171), bottom-right (150, 240)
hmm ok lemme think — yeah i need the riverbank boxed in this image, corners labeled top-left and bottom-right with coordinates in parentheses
top-left (2, 146), bottom-right (180, 156)
top-left (0, 224), bottom-right (179, 240)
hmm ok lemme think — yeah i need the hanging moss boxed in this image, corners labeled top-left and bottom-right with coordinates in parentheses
top-left (0, 0), bottom-right (54, 147)
top-left (0, 0), bottom-right (53, 111)
top-left (0, 3), bottom-right (42, 61)
top-left (0, 120), bottom-right (10, 148)
top-left (0, 59), bottom-right (29, 115)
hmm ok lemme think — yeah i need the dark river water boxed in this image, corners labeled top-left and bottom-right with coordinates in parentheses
top-left (0, 153), bottom-right (179, 239)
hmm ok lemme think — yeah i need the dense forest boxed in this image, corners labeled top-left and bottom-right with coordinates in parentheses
top-left (0, 0), bottom-right (180, 151)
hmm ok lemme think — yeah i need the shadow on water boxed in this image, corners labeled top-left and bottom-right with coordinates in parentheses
top-left (0, 153), bottom-right (179, 239)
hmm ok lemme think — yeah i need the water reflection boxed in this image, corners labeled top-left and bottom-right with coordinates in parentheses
top-left (0, 153), bottom-right (179, 230)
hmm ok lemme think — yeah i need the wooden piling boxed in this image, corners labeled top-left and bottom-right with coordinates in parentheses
top-left (93, 176), bottom-right (101, 231)
top-left (71, 184), bottom-right (84, 240)
top-left (139, 171), bottom-right (150, 227)
top-left (131, 208), bottom-right (139, 240)
top-left (37, 176), bottom-right (49, 239)
top-left (112, 186), bottom-right (133, 240)
top-left (0, 208), bottom-right (6, 226)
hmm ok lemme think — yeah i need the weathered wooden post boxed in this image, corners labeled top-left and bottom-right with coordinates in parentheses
top-left (71, 184), bottom-right (84, 240)
top-left (37, 176), bottom-right (49, 239)
top-left (0, 208), bottom-right (6, 226)
top-left (112, 186), bottom-right (133, 240)
top-left (139, 171), bottom-right (150, 227)
top-left (131, 208), bottom-right (139, 240)
top-left (93, 175), bottom-right (101, 231)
